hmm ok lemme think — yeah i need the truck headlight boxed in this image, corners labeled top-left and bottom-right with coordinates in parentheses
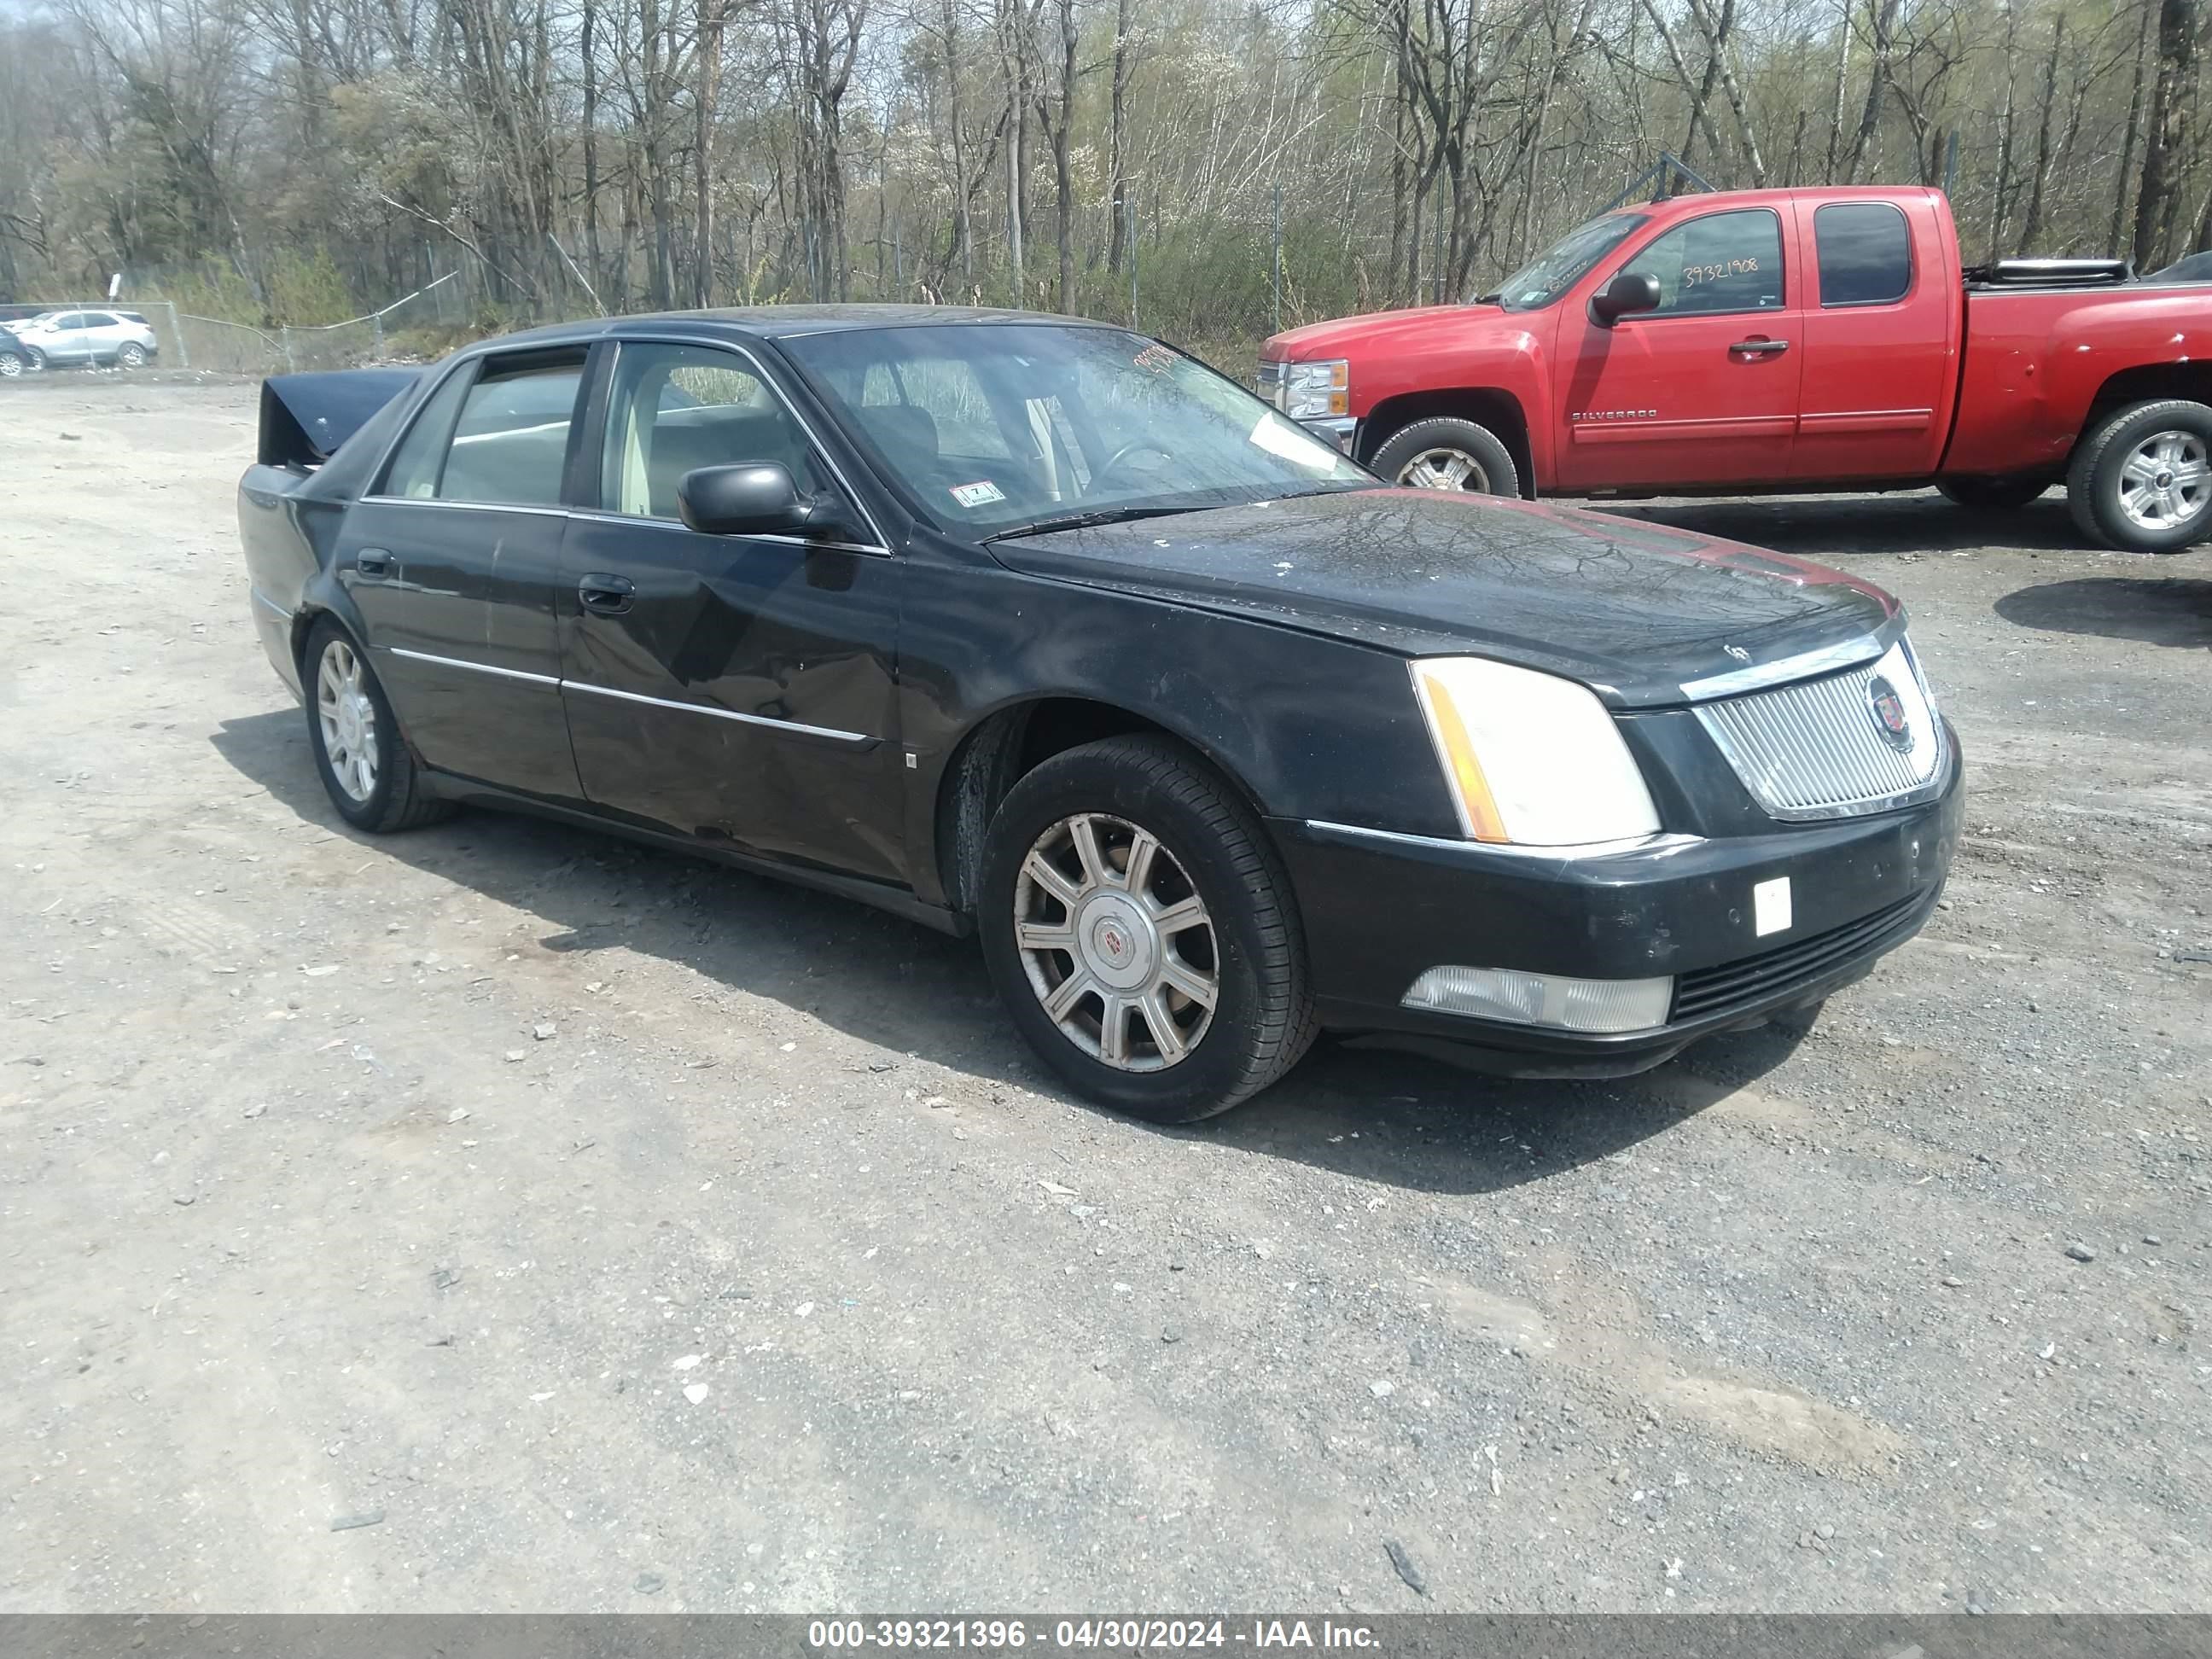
top-left (1281, 359), bottom-right (1349, 420)
top-left (1411, 657), bottom-right (1661, 846)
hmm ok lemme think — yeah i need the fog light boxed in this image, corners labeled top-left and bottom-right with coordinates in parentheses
top-left (1402, 965), bottom-right (1673, 1033)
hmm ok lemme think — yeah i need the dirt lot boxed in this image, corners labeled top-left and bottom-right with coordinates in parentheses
top-left (2, 375), bottom-right (2209, 1615)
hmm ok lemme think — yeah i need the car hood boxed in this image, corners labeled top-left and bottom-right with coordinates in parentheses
top-left (1266, 304), bottom-right (1500, 360)
top-left (986, 489), bottom-right (1898, 708)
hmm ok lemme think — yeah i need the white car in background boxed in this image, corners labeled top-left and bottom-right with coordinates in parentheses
top-left (15, 308), bottom-right (160, 368)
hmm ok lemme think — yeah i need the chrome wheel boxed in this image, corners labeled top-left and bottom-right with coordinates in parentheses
top-left (316, 639), bottom-right (380, 803)
top-left (0, 352), bottom-right (20, 380)
top-left (1013, 812), bottom-right (1219, 1072)
top-left (2116, 430), bottom-right (2209, 531)
top-left (1397, 445), bottom-right (1489, 492)
top-left (118, 342), bottom-right (147, 368)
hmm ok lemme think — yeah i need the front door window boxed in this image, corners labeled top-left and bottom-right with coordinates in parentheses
top-left (1616, 209), bottom-right (1785, 317)
top-left (600, 342), bottom-right (821, 520)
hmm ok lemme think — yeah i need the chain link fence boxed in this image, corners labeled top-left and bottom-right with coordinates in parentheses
top-left (14, 270), bottom-right (469, 376)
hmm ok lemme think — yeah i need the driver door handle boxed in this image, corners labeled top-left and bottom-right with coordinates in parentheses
top-left (1730, 337), bottom-right (1790, 356)
top-left (579, 573), bottom-right (635, 615)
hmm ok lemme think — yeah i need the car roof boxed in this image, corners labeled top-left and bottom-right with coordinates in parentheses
top-left (479, 304), bottom-right (1130, 352)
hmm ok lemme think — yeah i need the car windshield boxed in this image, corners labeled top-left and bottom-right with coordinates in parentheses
top-left (782, 322), bottom-right (1370, 538)
top-left (1487, 213), bottom-right (1647, 311)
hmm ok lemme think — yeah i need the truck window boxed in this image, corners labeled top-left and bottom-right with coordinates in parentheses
top-left (1619, 209), bottom-right (1784, 317)
top-left (1814, 202), bottom-right (1912, 306)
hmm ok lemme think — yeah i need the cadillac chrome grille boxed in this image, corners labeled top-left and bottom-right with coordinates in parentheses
top-left (1695, 639), bottom-right (1944, 821)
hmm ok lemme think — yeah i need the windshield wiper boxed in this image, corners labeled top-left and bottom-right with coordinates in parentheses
top-left (1472, 289), bottom-right (1502, 305)
top-left (981, 504), bottom-right (1203, 543)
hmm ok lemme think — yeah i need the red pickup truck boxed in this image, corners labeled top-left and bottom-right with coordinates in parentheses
top-left (1260, 186), bottom-right (2212, 552)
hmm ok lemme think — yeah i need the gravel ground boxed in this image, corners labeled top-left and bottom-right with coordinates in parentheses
top-left (1, 376), bottom-right (2207, 1615)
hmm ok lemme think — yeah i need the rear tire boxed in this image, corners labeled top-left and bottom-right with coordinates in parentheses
top-left (977, 736), bottom-right (1317, 1123)
top-left (1371, 417), bottom-right (1522, 498)
top-left (117, 341), bottom-right (148, 369)
top-left (1936, 476), bottom-right (2047, 511)
top-left (0, 350), bottom-right (21, 381)
top-left (2066, 398), bottom-right (2212, 552)
top-left (302, 620), bottom-right (453, 833)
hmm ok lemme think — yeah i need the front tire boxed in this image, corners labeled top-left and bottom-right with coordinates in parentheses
top-left (2067, 399), bottom-right (2212, 551)
top-left (303, 620), bottom-right (452, 833)
top-left (1936, 475), bottom-right (2048, 511)
top-left (977, 736), bottom-right (1317, 1123)
top-left (1371, 416), bottom-right (1521, 497)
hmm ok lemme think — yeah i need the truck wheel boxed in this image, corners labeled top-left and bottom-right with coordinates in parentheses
top-left (1936, 476), bottom-right (2047, 511)
top-left (2067, 399), bottom-right (2212, 552)
top-left (977, 736), bottom-right (1317, 1123)
top-left (1371, 418), bottom-right (1521, 497)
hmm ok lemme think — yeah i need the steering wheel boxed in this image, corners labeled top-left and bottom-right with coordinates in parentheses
top-left (1093, 439), bottom-right (1177, 492)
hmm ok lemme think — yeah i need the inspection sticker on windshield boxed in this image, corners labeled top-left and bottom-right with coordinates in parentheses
top-left (949, 480), bottom-right (1007, 509)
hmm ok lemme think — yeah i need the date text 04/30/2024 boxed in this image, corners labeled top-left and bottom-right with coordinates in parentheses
top-left (805, 1619), bottom-right (1382, 1649)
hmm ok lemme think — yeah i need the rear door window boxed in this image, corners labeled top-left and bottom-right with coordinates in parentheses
top-left (1814, 202), bottom-right (1913, 306)
top-left (436, 353), bottom-right (586, 507)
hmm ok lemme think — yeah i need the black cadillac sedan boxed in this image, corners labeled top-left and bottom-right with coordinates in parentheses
top-left (237, 306), bottom-right (1961, 1121)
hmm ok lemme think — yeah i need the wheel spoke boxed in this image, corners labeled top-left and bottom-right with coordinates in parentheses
top-left (1158, 952), bottom-right (1218, 1010)
top-left (1040, 970), bottom-right (1093, 1022)
top-left (1068, 815), bottom-right (1109, 889)
top-left (1121, 827), bottom-right (1159, 895)
top-left (1148, 894), bottom-right (1208, 935)
top-left (1022, 849), bottom-right (1082, 910)
top-left (2122, 453), bottom-right (2160, 486)
top-left (1138, 991), bottom-right (1187, 1064)
top-left (352, 753), bottom-right (374, 798)
top-left (1016, 922), bottom-right (1076, 953)
top-left (1097, 994), bottom-right (1131, 1063)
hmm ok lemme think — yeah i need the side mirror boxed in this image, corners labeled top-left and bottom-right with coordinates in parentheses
top-left (1592, 271), bottom-right (1662, 323)
top-left (677, 463), bottom-right (850, 539)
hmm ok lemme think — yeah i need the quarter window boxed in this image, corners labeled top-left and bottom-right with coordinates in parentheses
top-left (1616, 209), bottom-right (1784, 317)
top-left (598, 342), bottom-right (820, 519)
top-left (381, 364), bottom-right (475, 499)
top-left (1815, 202), bottom-right (1912, 306)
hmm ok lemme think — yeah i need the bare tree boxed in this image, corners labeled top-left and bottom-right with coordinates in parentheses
top-left (2133, 0), bottom-right (2196, 268)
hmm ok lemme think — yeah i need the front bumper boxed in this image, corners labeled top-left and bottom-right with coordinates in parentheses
top-left (1271, 732), bottom-right (1963, 1076)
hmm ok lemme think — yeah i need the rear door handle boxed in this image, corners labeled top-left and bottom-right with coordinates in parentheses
top-left (355, 549), bottom-right (396, 580)
top-left (579, 573), bottom-right (635, 615)
top-left (1730, 338), bottom-right (1790, 356)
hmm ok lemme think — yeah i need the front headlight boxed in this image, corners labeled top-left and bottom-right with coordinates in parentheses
top-left (1411, 657), bottom-right (1661, 846)
top-left (1282, 358), bottom-right (1349, 420)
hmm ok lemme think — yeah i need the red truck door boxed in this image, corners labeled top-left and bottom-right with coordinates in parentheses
top-left (1553, 203), bottom-right (1802, 491)
top-left (1790, 198), bottom-right (1957, 480)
